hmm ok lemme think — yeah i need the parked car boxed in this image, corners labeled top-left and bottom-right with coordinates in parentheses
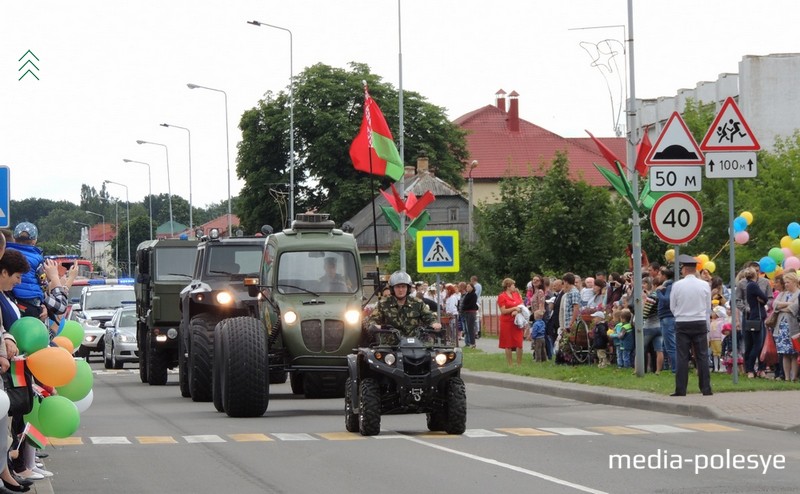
top-left (71, 285), bottom-right (136, 359)
top-left (103, 306), bottom-right (139, 369)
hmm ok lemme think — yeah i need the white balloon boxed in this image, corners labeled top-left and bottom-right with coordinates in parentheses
top-left (0, 390), bottom-right (9, 416)
top-left (74, 389), bottom-right (93, 413)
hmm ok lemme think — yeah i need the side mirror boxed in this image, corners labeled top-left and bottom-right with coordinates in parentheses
top-left (72, 303), bottom-right (82, 312)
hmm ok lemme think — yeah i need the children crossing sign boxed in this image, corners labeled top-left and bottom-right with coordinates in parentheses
top-left (416, 230), bottom-right (459, 273)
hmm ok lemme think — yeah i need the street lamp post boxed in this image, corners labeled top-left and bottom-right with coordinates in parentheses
top-left (187, 83), bottom-right (232, 236)
top-left (123, 159), bottom-right (153, 240)
top-left (104, 180), bottom-right (131, 277)
top-left (71, 220), bottom-right (92, 261)
top-left (160, 123), bottom-right (194, 234)
top-left (468, 160), bottom-right (478, 243)
top-left (85, 210), bottom-right (106, 272)
top-left (247, 20), bottom-right (294, 226)
top-left (136, 140), bottom-right (174, 237)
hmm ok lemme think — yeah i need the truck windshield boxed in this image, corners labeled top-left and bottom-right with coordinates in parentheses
top-left (277, 251), bottom-right (357, 294)
top-left (84, 289), bottom-right (135, 310)
top-left (206, 245), bottom-right (263, 277)
top-left (155, 247), bottom-right (197, 281)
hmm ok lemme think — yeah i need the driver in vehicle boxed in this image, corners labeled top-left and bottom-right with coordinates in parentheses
top-left (319, 257), bottom-right (350, 291)
top-left (368, 271), bottom-right (441, 337)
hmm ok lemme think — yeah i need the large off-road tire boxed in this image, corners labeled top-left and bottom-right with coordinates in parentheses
top-left (211, 319), bottom-right (227, 413)
top-left (444, 377), bottom-right (467, 435)
top-left (344, 377), bottom-right (359, 433)
top-left (358, 378), bottom-right (381, 436)
top-left (146, 332), bottom-right (169, 386)
top-left (103, 345), bottom-right (112, 369)
top-left (112, 344), bottom-right (124, 369)
top-left (426, 411), bottom-right (446, 432)
top-left (290, 372), bottom-right (305, 395)
top-left (217, 317), bottom-right (269, 417)
top-left (178, 324), bottom-right (191, 398)
top-left (188, 315), bottom-right (219, 402)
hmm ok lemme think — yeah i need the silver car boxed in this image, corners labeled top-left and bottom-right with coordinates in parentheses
top-left (72, 285), bottom-right (135, 359)
top-left (103, 306), bottom-right (139, 369)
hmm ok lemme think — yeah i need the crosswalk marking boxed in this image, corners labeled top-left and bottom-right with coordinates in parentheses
top-left (46, 423), bottom-right (739, 446)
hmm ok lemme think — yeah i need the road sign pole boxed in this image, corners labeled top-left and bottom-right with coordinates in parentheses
top-left (727, 178), bottom-right (740, 384)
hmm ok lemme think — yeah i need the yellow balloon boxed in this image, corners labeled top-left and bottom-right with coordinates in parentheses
top-left (740, 211), bottom-right (754, 225)
top-left (698, 254), bottom-right (710, 265)
top-left (705, 261), bottom-right (716, 273)
top-left (665, 249), bottom-right (675, 262)
top-left (781, 236), bottom-right (793, 249)
top-left (791, 239), bottom-right (800, 255)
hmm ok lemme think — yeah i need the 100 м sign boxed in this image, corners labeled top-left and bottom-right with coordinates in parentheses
top-left (650, 193), bottom-right (703, 245)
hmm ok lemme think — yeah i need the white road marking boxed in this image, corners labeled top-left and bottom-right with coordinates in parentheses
top-left (539, 427), bottom-right (602, 436)
top-left (90, 436), bottom-right (131, 444)
top-left (463, 428), bottom-right (507, 438)
top-left (272, 433), bottom-right (317, 441)
top-left (402, 435), bottom-right (608, 493)
top-left (628, 424), bottom-right (692, 434)
top-left (183, 435), bottom-right (226, 443)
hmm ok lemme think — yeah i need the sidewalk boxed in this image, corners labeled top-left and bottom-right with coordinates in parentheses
top-left (465, 335), bottom-right (800, 433)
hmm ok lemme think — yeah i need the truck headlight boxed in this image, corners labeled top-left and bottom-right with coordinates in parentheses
top-left (216, 291), bottom-right (233, 304)
top-left (283, 311), bottom-right (298, 325)
top-left (435, 353), bottom-right (448, 366)
top-left (344, 309), bottom-right (360, 325)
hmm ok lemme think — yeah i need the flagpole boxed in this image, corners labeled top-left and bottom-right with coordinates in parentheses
top-left (364, 82), bottom-right (382, 284)
top-left (397, 0), bottom-right (406, 273)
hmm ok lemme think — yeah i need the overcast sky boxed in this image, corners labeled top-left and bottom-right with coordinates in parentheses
top-left (1, 0), bottom-right (797, 212)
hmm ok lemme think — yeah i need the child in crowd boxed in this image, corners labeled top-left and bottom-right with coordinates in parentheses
top-left (615, 308), bottom-right (634, 368)
top-left (709, 306), bottom-right (727, 372)
top-left (608, 308), bottom-right (622, 367)
top-left (591, 310), bottom-right (609, 368)
top-left (530, 309), bottom-right (547, 362)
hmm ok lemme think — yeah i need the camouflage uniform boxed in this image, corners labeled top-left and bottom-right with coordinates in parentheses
top-left (368, 296), bottom-right (438, 337)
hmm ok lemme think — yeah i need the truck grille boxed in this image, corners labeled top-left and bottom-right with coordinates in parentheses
top-left (301, 320), bottom-right (345, 352)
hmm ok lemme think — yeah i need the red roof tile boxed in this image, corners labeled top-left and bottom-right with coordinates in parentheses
top-left (455, 104), bottom-right (626, 186)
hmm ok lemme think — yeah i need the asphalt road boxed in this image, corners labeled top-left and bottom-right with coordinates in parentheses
top-left (43, 364), bottom-right (800, 494)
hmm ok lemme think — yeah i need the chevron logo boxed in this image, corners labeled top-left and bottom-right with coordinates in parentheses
top-left (18, 50), bottom-right (40, 81)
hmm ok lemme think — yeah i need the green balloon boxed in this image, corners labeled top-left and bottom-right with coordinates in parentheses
top-left (37, 396), bottom-right (80, 439)
top-left (56, 359), bottom-right (93, 401)
top-left (24, 397), bottom-right (42, 430)
top-left (59, 320), bottom-right (85, 349)
top-left (9, 317), bottom-right (50, 354)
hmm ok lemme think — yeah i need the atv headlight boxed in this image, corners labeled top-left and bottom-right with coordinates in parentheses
top-left (344, 309), bottom-right (360, 325)
top-left (216, 291), bottom-right (233, 304)
top-left (384, 353), bottom-right (396, 366)
top-left (435, 353), bottom-right (448, 366)
top-left (283, 310), bottom-right (298, 325)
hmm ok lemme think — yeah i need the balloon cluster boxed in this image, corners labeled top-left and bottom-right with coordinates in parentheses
top-left (733, 211), bottom-right (753, 244)
top-left (664, 249), bottom-right (716, 273)
top-left (760, 221), bottom-right (800, 278)
top-left (0, 318), bottom-right (92, 440)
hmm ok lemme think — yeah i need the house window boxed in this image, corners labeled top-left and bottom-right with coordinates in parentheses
top-left (448, 208), bottom-right (458, 222)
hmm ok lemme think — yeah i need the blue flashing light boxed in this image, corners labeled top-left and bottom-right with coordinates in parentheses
top-left (118, 278), bottom-right (135, 285)
top-left (87, 279), bottom-right (107, 285)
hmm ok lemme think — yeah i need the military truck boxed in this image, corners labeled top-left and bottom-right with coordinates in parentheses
top-left (212, 213), bottom-right (364, 417)
top-left (178, 231), bottom-right (267, 401)
top-left (134, 238), bottom-right (199, 385)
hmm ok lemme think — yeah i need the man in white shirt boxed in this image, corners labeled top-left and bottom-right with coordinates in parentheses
top-left (669, 254), bottom-right (713, 397)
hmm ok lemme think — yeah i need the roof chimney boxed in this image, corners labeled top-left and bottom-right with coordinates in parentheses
top-left (495, 89), bottom-right (507, 112)
top-left (508, 90), bottom-right (519, 132)
top-left (404, 165), bottom-right (416, 179)
top-left (417, 156), bottom-right (429, 174)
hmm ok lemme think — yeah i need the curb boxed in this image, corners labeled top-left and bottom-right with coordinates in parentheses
top-left (461, 370), bottom-right (800, 434)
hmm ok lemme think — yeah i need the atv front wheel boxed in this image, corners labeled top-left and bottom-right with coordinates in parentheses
top-left (444, 377), bottom-right (467, 435)
top-left (426, 412), bottom-right (446, 432)
top-left (358, 378), bottom-right (381, 436)
top-left (344, 377), bottom-right (359, 433)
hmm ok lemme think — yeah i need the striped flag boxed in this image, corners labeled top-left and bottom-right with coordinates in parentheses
top-left (349, 86), bottom-right (404, 181)
top-left (9, 359), bottom-right (27, 387)
top-left (23, 422), bottom-right (48, 449)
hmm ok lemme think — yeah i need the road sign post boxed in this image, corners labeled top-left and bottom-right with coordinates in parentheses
top-left (416, 230), bottom-right (459, 273)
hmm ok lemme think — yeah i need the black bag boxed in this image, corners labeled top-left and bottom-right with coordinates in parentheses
top-left (2, 369), bottom-right (34, 416)
top-left (743, 319), bottom-right (762, 332)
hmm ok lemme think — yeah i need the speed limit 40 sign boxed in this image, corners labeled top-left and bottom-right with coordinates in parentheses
top-left (650, 192), bottom-right (703, 244)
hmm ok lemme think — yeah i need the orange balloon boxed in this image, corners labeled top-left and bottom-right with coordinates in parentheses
top-left (27, 347), bottom-right (77, 387)
top-left (52, 336), bottom-right (75, 354)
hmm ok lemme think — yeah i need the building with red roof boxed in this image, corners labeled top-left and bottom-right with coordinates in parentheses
top-left (455, 90), bottom-right (625, 204)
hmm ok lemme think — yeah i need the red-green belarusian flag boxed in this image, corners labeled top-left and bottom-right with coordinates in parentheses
top-left (9, 359), bottom-right (26, 387)
top-left (349, 88), bottom-right (404, 181)
top-left (23, 422), bottom-right (48, 449)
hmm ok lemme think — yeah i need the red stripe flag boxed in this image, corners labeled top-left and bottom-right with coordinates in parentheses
top-left (9, 359), bottom-right (26, 387)
top-left (349, 86), bottom-right (404, 181)
top-left (635, 129), bottom-right (652, 177)
top-left (23, 422), bottom-right (48, 449)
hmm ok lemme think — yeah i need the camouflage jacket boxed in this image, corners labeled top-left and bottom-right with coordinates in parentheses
top-left (367, 296), bottom-right (438, 336)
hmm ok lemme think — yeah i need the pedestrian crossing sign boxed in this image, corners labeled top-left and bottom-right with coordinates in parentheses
top-left (0, 166), bottom-right (9, 228)
top-left (416, 230), bottom-right (459, 273)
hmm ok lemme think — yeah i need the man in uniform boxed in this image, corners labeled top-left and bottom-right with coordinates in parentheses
top-left (368, 271), bottom-right (441, 337)
top-left (669, 254), bottom-right (713, 397)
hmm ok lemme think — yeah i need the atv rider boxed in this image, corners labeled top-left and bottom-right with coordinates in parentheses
top-left (368, 271), bottom-right (441, 337)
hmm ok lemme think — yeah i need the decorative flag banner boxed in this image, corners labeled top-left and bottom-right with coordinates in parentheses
top-left (349, 87), bottom-right (404, 181)
top-left (9, 358), bottom-right (27, 387)
top-left (23, 422), bottom-right (48, 449)
top-left (635, 130), bottom-right (652, 177)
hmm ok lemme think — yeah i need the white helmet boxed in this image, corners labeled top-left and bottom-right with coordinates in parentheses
top-left (388, 271), bottom-right (413, 289)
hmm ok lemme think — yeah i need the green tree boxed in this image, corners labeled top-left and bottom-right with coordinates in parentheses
top-left (235, 62), bottom-right (468, 233)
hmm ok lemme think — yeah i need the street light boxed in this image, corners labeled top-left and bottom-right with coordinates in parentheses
top-left (123, 159), bottom-right (153, 240)
top-left (247, 20), bottom-right (295, 226)
top-left (160, 123), bottom-right (194, 234)
top-left (85, 210), bottom-right (105, 272)
top-left (136, 140), bottom-right (174, 237)
top-left (187, 83), bottom-right (232, 236)
top-left (468, 160), bottom-right (478, 243)
top-left (104, 180), bottom-right (131, 277)
top-left (71, 220), bottom-right (92, 261)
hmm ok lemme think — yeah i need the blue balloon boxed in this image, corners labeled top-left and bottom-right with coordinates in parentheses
top-left (788, 222), bottom-right (800, 239)
top-left (733, 217), bottom-right (748, 233)
top-left (759, 256), bottom-right (777, 274)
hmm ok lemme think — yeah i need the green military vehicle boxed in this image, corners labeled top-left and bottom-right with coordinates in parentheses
top-left (212, 213), bottom-right (365, 417)
top-left (135, 238), bottom-right (199, 385)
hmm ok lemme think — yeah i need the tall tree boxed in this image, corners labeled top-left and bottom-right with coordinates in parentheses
top-left (235, 62), bottom-right (468, 232)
